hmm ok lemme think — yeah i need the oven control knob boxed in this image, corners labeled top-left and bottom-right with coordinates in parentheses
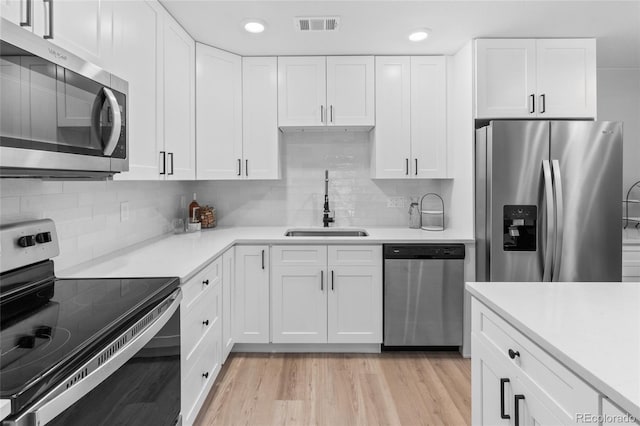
top-left (18, 235), bottom-right (36, 247)
top-left (35, 232), bottom-right (52, 243)
top-left (17, 335), bottom-right (36, 348)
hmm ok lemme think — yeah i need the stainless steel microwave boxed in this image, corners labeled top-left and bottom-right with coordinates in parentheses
top-left (0, 20), bottom-right (128, 178)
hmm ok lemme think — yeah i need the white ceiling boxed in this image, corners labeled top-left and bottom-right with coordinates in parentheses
top-left (159, 1), bottom-right (640, 68)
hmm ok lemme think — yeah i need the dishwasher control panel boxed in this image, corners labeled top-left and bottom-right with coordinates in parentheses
top-left (383, 244), bottom-right (465, 259)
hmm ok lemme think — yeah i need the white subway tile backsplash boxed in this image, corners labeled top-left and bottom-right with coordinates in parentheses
top-left (1, 179), bottom-right (191, 270)
top-left (195, 132), bottom-right (443, 227)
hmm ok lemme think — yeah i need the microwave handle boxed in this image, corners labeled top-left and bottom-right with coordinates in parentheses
top-left (11, 289), bottom-right (181, 426)
top-left (101, 87), bottom-right (122, 157)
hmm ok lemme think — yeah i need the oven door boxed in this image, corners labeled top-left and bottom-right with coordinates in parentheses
top-left (3, 290), bottom-right (181, 426)
top-left (0, 37), bottom-right (127, 176)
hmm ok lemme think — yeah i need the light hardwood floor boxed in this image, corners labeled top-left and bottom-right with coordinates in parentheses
top-left (195, 352), bottom-right (471, 426)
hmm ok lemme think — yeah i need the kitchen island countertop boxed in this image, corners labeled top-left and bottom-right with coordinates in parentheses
top-left (58, 226), bottom-right (474, 282)
top-left (466, 281), bottom-right (640, 420)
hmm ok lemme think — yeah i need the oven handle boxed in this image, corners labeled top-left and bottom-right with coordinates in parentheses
top-left (8, 289), bottom-right (181, 426)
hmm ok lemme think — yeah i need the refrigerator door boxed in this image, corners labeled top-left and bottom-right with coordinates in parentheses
top-left (550, 121), bottom-right (622, 281)
top-left (486, 121), bottom-right (550, 281)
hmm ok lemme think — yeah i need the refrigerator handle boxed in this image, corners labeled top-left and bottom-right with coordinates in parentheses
top-left (542, 160), bottom-right (554, 282)
top-left (551, 159), bottom-right (564, 281)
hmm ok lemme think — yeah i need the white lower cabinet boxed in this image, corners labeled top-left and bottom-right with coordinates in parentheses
top-left (471, 298), bottom-right (599, 425)
top-left (181, 257), bottom-right (222, 425)
top-left (222, 247), bottom-right (235, 362)
top-left (271, 245), bottom-right (382, 344)
top-left (234, 245), bottom-right (270, 343)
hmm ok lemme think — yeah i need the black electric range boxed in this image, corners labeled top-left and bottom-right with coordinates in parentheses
top-left (0, 220), bottom-right (181, 425)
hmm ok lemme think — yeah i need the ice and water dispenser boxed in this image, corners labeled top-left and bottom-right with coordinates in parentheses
top-left (503, 205), bottom-right (537, 251)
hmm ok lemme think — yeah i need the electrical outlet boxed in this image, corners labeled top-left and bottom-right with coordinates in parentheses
top-left (387, 197), bottom-right (406, 208)
top-left (120, 201), bottom-right (129, 222)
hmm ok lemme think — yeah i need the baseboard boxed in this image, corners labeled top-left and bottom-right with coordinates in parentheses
top-left (232, 343), bottom-right (382, 353)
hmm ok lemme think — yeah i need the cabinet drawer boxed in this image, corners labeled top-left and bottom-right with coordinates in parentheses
top-left (472, 299), bottom-right (599, 420)
top-left (182, 281), bottom-right (221, 363)
top-left (182, 324), bottom-right (221, 423)
top-left (328, 245), bottom-right (382, 266)
top-left (182, 256), bottom-right (222, 308)
top-left (271, 245), bottom-right (327, 267)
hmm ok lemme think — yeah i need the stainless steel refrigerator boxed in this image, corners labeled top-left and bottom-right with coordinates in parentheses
top-left (475, 121), bottom-right (622, 282)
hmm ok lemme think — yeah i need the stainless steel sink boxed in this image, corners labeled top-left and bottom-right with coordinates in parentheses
top-left (284, 228), bottom-right (369, 237)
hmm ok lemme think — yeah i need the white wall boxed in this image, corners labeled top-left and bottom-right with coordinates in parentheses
top-left (194, 131), bottom-right (443, 227)
top-left (597, 68), bottom-right (640, 199)
top-left (0, 180), bottom-right (191, 271)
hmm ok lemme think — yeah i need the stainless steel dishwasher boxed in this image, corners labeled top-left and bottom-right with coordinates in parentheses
top-left (383, 244), bottom-right (465, 348)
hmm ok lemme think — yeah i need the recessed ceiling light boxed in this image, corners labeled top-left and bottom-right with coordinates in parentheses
top-left (409, 29), bottom-right (430, 42)
top-left (243, 19), bottom-right (266, 34)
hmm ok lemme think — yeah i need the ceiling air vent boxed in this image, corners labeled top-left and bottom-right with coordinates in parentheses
top-left (295, 17), bottom-right (340, 32)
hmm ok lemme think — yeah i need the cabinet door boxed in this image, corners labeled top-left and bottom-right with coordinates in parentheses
top-left (475, 39), bottom-right (537, 118)
top-left (372, 56), bottom-right (411, 178)
top-left (42, 0), bottom-right (103, 66)
top-left (271, 266), bottom-right (327, 343)
top-left (1, 0), bottom-right (27, 26)
top-left (512, 377), bottom-right (566, 426)
top-left (110, 0), bottom-right (163, 180)
top-left (536, 39), bottom-right (596, 118)
top-left (222, 248), bottom-right (235, 363)
top-left (234, 246), bottom-right (270, 343)
top-left (196, 44), bottom-right (242, 180)
top-left (242, 57), bottom-right (279, 180)
top-left (410, 56), bottom-right (447, 178)
top-left (471, 335), bottom-right (515, 426)
top-left (326, 56), bottom-right (374, 126)
top-left (163, 16), bottom-right (195, 180)
top-left (277, 56), bottom-right (326, 127)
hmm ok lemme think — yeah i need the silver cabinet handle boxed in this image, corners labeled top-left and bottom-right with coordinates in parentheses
top-left (542, 160), bottom-right (554, 282)
top-left (540, 94), bottom-right (546, 114)
top-left (551, 159), bottom-right (564, 280)
top-left (330, 105), bottom-right (333, 123)
top-left (320, 105), bottom-right (324, 123)
top-left (168, 152), bottom-right (174, 175)
top-left (320, 270), bottom-right (324, 291)
top-left (237, 158), bottom-right (242, 176)
top-left (101, 88), bottom-right (122, 157)
top-left (20, 0), bottom-right (32, 27)
top-left (159, 151), bottom-right (166, 175)
top-left (245, 159), bottom-right (248, 177)
top-left (43, 0), bottom-right (53, 39)
top-left (415, 158), bottom-right (418, 176)
top-left (529, 94), bottom-right (535, 114)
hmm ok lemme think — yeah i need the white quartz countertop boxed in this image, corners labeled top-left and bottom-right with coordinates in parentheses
top-left (466, 282), bottom-right (640, 419)
top-left (0, 400), bottom-right (10, 422)
top-left (59, 226), bottom-right (473, 282)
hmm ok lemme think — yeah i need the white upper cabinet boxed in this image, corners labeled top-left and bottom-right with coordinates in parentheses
top-left (410, 56), bottom-right (447, 178)
top-left (110, 0), bottom-right (163, 180)
top-left (278, 56), bottom-right (326, 127)
top-left (1, 0), bottom-right (105, 67)
top-left (536, 39), bottom-right (596, 118)
top-left (196, 51), bottom-right (279, 180)
top-left (475, 39), bottom-right (536, 118)
top-left (242, 57), bottom-right (280, 180)
top-left (371, 56), bottom-right (411, 178)
top-left (326, 56), bottom-right (375, 126)
top-left (372, 56), bottom-right (448, 179)
top-left (161, 15), bottom-right (195, 180)
top-left (278, 56), bottom-right (374, 128)
top-left (195, 44), bottom-right (242, 180)
top-left (475, 38), bottom-right (596, 118)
